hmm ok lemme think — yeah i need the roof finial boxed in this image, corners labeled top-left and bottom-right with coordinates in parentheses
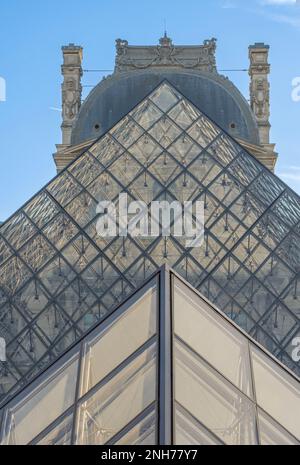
top-left (159, 21), bottom-right (172, 47)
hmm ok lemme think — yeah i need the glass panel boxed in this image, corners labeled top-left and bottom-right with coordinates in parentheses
top-left (1, 212), bottom-right (37, 250)
top-left (24, 192), bottom-right (60, 229)
top-left (68, 152), bottom-right (103, 188)
top-left (250, 345), bottom-right (300, 440)
top-left (1, 355), bottom-right (78, 445)
top-left (1, 80), bottom-right (300, 405)
top-left (110, 117), bottom-right (144, 149)
top-left (113, 409), bottom-right (156, 445)
top-left (47, 172), bottom-right (82, 207)
top-left (167, 100), bottom-right (198, 130)
top-left (173, 277), bottom-right (253, 397)
top-left (258, 409), bottom-right (299, 446)
top-left (130, 99), bottom-right (163, 130)
top-left (80, 284), bottom-right (157, 395)
top-left (174, 339), bottom-right (257, 445)
top-left (175, 404), bottom-right (223, 445)
top-left (76, 343), bottom-right (157, 445)
top-left (148, 118), bottom-right (182, 149)
top-left (35, 413), bottom-right (73, 445)
top-left (149, 83), bottom-right (181, 112)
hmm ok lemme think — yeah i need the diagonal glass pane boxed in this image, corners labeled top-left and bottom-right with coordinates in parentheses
top-left (149, 82), bottom-right (181, 112)
top-left (130, 99), bottom-right (163, 130)
top-left (0, 257), bottom-right (32, 295)
top-left (110, 116), bottom-right (144, 149)
top-left (64, 191), bottom-right (98, 228)
top-left (1, 212), bottom-right (37, 251)
top-left (76, 343), bottom-right (157, 445)
top-left (258, 409), bottom-right (299, 445)
top-left (35, 412), bottom-right (73, 445)
top-left (89, 134), bottom-right (124, 167)
top-left (167, 100), bottom-right (199, 130)
top-left (80, 283), bottom-right (157, 395)
top-left (18, 234), bottom-right (56, 273)
top-left (67, 152), bottom-right (104, 188)
top-left (174, 338), bottom-right (258, 445)
top-left (0, 236), bottom-right (13, 265)
top-left (250, 345), bottom-right (300, 440)
top-left (175, 403), bottom-right (223, 445)
top-left (0, 354), bottom-right (79, 445)
top-left (112, 408), bottom-right (156, 445)
top-left (61, 235), bottom-right (98, 273)
top-left (187, 117), bottom-right (220, 151)
top-left (47, 172), bottom-right (82, 207)
top-left (173, 277), bottom-right (253, 397)
top-left (24, 192), bottom-right (60, 229)
top-left (148, 118), bottom-right (182, 150)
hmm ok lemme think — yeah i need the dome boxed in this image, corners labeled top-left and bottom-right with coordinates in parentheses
top-left (71, 69), bottom-right (260, 146)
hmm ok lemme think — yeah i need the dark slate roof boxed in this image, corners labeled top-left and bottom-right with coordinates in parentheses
top-left (71, 69), bottom-right (260, 146)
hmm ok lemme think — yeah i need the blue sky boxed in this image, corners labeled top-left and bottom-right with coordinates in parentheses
top-left (0, 0), bottom-right (300, 221)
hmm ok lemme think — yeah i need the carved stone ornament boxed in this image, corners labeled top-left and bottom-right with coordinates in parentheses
top-left (251, 78), bottom-right (270, 120)
top-left (62, 77), bottom-right (81, 121)
top-left (115, 36), bottom-right (217, 73)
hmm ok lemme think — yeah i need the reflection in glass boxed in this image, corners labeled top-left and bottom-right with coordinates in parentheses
top-left (174, 339), bottom-right (257, 445)
top-left (175, 403), bottom-right (223, 445)
top-left (174, 277), bottom-right (253, 397)
top-left (113, 409), bottom-right (156, 445)
top-left (76, 343), bottom-right (157, 445)
top-left (80, 285), bottom-right (157, 395)
top-left (250, 346), bottom-right (300, 440)
top-left (36, 414), bottom-right (73, 445)
top-left (1, 355), bottom-right (78, 445)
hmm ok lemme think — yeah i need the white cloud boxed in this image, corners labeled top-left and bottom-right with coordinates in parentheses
top-left (261, 0), bottom-right (297, 5)
top-left (257, 0), bottom-right (300, 28)
top-left (268, 13), bottom-right (300, 26)
top-left (279, 172), bottom-right (300, 181)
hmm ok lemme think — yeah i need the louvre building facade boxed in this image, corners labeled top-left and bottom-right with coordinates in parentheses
top-left (0, 36), bottom-right (299, 445)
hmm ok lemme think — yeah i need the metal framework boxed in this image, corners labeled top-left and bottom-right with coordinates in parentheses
top-left (0, 81), bottom-right (299, 408)
top-left (0, 266), bottom-right (299, 445)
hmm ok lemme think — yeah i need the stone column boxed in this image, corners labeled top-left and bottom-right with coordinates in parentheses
top-left (60, 44), bottom-right (83, 146)
top-left (249, 43), bottom-right (270, 145)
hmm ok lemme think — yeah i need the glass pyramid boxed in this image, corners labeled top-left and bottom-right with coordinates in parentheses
top-left (0, 81), bottom-right (299, 406)
top-left (0, 267), bottom-right (298, 445)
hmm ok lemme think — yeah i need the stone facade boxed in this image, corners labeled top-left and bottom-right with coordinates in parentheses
top-left (249, 43), bottom-right (270, 145)
top-left (58, 44), bottom-right (83, 149)
top-left (54, 37), bottom-right (277, 172)
top-left (248, 43), bottom-right (277, 171)
top-left (115, 34), bottom-right (217, 74)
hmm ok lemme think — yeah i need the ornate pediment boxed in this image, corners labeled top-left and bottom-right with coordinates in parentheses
top-left (115, 35), bottom-right (217, 73)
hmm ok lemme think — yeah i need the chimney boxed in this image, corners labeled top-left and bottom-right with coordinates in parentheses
top-left (249, 43), bottom-right (270, 145)
top-left (60, 44), bottom-right (83, 146)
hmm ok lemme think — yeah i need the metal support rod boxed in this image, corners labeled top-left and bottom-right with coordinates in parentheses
top-left (158, 265), bottom-right (173, 445)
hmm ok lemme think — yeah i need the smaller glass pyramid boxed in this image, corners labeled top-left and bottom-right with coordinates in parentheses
top-left (0, 267), bottom-right (299, 445)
